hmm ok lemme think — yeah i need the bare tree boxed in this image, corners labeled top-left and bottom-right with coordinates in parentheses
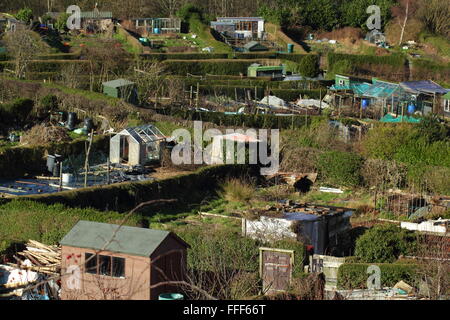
top-left (3, 29), bottom-right (47, 79)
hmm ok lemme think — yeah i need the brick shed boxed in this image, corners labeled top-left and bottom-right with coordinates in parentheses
top-left (60, 221), bottom-right (189, 300)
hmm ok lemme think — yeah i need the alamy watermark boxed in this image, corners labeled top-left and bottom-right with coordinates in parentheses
top-left (170, 121), bottom-right (279, 176)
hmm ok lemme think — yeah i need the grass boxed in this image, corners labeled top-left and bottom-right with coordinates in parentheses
top-left (113, 33), bottom-right (141, 55)
top-left (0, 200), bottom-right (140, 254)
top-left (188, 17), bottom-right (232, 53)
top-left (420, 32), bottom-right (450, 60)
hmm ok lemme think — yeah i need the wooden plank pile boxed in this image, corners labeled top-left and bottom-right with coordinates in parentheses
top-left (10, 240), bottom-right (61, 275)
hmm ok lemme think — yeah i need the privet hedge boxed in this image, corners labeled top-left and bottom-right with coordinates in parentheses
top-left (337, 263), bottom-right (418, 290)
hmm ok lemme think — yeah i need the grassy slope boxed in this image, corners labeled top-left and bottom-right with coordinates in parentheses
top-left (188, 17), bottom-right (232, 53)
top-left (265, 23), bottom-right (307, 54)
top-left (0, 200), bottom-right (140, 252)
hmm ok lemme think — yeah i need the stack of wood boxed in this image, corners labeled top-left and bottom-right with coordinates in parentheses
top-left (10, 240), bottom-right (61, 275)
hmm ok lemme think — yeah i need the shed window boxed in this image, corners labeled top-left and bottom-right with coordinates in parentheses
top-left (445, 100), bottom-right (450, 112)
top-left (112, 257), bottom-right (125, 278)
top-left (84, 254), bottom-right (125, 278)
top-left (99, 255), bottom-right (112, 276)
top-left (85, 253), bottom-right (97, 274)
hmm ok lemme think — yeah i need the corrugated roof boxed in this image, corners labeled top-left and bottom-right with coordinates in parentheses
top-left (400, 80), bottom-right (448, 95)
top-left (103, 79), bottom-right (135, 88)
top-left (60, 221), bottom-right (175, 257)
top-left (80, 11), bottom-right (112, 19)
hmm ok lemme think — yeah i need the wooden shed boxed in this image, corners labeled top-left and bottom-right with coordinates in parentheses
top-left (60, 221), bottom-right (189, 300)
top-left (102, 79), bottom-right (138, 104)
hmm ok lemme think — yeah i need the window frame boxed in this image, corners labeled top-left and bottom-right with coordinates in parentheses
top-left (84, 253), bottom-right (126, 278)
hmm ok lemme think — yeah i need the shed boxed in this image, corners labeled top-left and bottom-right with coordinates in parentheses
top-left (102, 79), bottom-right (138, 104)
top-left (247, 63), bottom-right (285, 78)
top-left (60, 220), bottom-right (189, 300)
top-left (244, 204), bottom-right (353, 255)
top-left (110, 124), bottom-right (166, 166)
top-left (243, 41), bottom-right (268, 52)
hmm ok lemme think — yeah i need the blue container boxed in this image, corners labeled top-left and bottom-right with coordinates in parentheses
top-left (361, 99), bottom-right (369, 109)
top-left (407, 104), bottom-right (415, 114)
top-left (158, 293), bottom-right (184, 300)
top-left (153, 28), bottom-right (160, 34)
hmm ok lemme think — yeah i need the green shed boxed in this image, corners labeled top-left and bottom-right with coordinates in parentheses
top-left (102, 79), bottom-right (138, 104)
top-left (247, 63), bottom-right (285, 79)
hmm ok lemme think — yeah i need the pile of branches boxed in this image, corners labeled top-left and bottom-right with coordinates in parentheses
top-left (21, 124), bottom-right (71, 146)
top-left (11, 240), bottom-right (61, 275)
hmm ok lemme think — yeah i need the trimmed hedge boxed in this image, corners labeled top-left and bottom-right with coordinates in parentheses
top-left (0, 60), bottom-right (89, 73)
top-left (0, 135), bottom-right (109, 179)
top-left (21, 165), bottom-right (260, 213)
top-left (158, 107), bottom-right (325, 129)
top-left (141, 53), bottom-right (229, 60)
top-left (337, 263), bottom-right (418, 290)
top-left (0, 200), bottom-right (141, 253)
top-left (162, 59), bottom-right (258, 75)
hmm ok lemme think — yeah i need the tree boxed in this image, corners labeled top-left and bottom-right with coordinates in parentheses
top-left (392, 0), bottom-right (419, 45)
top-left (3, 30), bottom-right (46, 79)
top-left (54, 13), bottom-right (71, 31)
top-left (15, 7), bottom-right (33, 24)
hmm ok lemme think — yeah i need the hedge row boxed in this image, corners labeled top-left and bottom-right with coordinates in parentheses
top-left (158, 107), bottom-right (324, 129)
top-left (181, 77), bottom-right (331, 89)
top-left (337, 263), bottom-right (418, 290)
top-left (328, 52), bottom-right (406, 67)
top-left (21, 164), bottom-right (259, 213)
top-left (0, 60), bottom-right (89, 73)
top-left (0, 135), bottom-right (109, 179)
top-left (142, 53), bottom-right (229, 60)
top-left (162, 59), bottom-right (258, 76)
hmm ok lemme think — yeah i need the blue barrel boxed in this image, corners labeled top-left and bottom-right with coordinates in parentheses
top-left (407, 104), bottom-right (415, 114)
top-left (287, 44), bottom-right (294, 53)
top-left (158, 293), bottom-right (184, 300)
top-left (153, 28), bottom-right (160, 34)
top-left (362, 99), bottom-right (369, 109)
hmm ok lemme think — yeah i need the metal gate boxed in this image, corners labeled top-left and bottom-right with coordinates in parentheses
top-left (259, 247), bottom-right (294, 294)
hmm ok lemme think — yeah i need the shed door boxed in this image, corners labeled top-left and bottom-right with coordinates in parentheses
top-left (261, 250), bottom-right (292, 294)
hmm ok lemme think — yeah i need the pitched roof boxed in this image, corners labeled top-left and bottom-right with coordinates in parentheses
top-left (399, 80), bottom-right (448, 95)
top-left (244, 41), bottom-right (267, 50)
top-left (102, 79), bottom-right (135, 88)
top-left (60, 221), bottom-right (188, 257)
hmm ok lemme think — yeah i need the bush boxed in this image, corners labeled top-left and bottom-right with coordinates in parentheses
top-left (354, 224), bottom-right (418, 263)
top-left (285, 54), bottom-right (320, 78)
top-left (0, 98), bottom-right (34, 126)
top-left (337, 263), bottom-right (418, 289)
top-left (317, 151), bottom-right (363, 187)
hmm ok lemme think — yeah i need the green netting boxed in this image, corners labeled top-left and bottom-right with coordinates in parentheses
top-left (380, 114), bottom-right (421, 123)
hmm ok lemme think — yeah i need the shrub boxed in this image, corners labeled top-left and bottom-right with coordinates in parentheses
top-left (219, 178), bottom-right (255, 202)
top-left (317, 151), bottom-right (363, 187)
top-left (354, 224), bottom-right (418, 263)
top-left (337, 263), bottom-right (418, 289)
top-left (0, 98), bottom-right (34, 126)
